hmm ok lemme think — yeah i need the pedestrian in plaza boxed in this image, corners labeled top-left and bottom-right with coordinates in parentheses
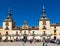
top-left (30, 39), bottom-right (33, 44)
top-left (43, 40), bottom-right (45, 46)
top-left (42, 38), bottom-right (45, 46)
top-left (34, 40), bottom-right (35, 44)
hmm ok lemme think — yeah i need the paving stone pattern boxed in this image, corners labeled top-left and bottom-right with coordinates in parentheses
top-left (0, 42), bottom-right (60, 46)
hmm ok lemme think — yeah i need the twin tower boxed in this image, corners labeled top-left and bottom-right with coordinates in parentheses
top-left (1, 5), bottom-right (59, 40)
top-left (3, 5), bottom-right (50, 31)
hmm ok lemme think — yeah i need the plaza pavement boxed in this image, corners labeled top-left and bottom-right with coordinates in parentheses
top-left (0, 42), bottom-right (60, 46)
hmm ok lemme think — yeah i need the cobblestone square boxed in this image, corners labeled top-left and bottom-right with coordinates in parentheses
top-left (0, 42), bottom-right (60, 46)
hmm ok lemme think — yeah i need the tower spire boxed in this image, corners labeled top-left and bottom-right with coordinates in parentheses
top-left (41, 4), bottom-right (46, 19)
top-left (7, 7), bottom-right (11, 19)
top-left (3, 7), bottom-right (13, 22)
top-left (42, 4), bottom-right (45, 9)
top-left (39, 4), bottom-right (49, 21)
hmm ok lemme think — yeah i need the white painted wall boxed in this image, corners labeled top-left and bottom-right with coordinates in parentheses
top-left (50, 26), bottom-right (54, 34)
top-left (39, 20), bottom-right (50, 34)
top-left (39, 21), bottom-right (43, 30)
top-left (3, 22), bottom-right (12, 30)
top-left (3, 22), bottom-right (6, 29)
top-left (9, 22), bottom-right (12, 30)
top-left (46, 21), bottom-right (50, 29)
top-left (56, 26), bottom-right (60, 35)
top-left (30, 30), bottom-right (39, 34)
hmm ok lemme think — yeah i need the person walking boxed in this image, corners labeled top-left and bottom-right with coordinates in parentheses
top-left (42, 38), bottom-right (45, 46)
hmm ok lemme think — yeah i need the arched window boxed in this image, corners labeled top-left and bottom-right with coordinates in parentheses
top-left (5, 31), bottom-right (8, 36)
top-left (24, 31), bottom-right (26, 34)
top-left (33, 31), bottom-right (34, 34)
top-left (6, 22), bottom-right (9, 26)
top-left (16, 31), bottom-right (18, 36)
top-left (43, 31), bottom-right (46, 36)
top-left (54, 36), bottom-right (56, 40)
top-left (43, 26), bottom-right (46, 29)
top-left (32, 31), bottom-right (35, 35)
top-left (43, 31), bottom-right (45, 34)
top-left (5, 26), bottom-right (9, 30)
top-left (43, 20), bottom-right (46, 25)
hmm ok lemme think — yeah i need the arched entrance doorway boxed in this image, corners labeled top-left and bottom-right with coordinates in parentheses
top-left (54, 36), bottom-right (56, 40)
top-left (23, 34), bottom-right (27, 43)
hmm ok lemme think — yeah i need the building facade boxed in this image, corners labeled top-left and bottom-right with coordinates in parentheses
top-left (0, 5), bottom-right (60, 41)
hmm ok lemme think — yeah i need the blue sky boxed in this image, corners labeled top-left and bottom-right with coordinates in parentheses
top-left (0, 0), bottom-right (60, 26)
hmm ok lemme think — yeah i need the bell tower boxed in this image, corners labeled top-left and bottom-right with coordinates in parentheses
top-left (3, 8), bottom-right (15, 30)
top-left (39, 5), bottom-right (50, 34)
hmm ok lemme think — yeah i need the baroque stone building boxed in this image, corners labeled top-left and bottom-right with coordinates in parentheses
top-left (0, 5), bottom-right (60, 41)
